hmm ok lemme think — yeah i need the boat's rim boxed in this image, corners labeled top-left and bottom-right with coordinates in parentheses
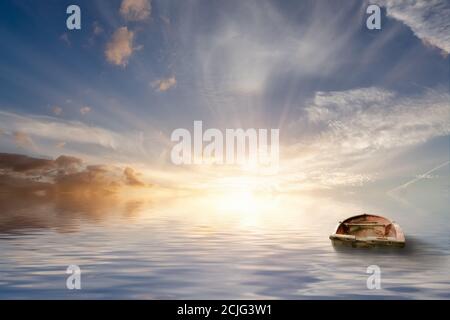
top-left (331, 213), bottom-right (405, 243)
top-left (340, 213), bottom-right (394, 224)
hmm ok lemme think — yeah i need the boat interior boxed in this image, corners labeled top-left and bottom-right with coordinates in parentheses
top-left (336, 215), bottom-right (396, 239)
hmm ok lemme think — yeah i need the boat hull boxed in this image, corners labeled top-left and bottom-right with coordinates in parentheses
top-left (329, 234), bottom-right (405, 248)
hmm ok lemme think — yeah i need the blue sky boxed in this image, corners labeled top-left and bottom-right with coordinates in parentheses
top-left (0, 0), bottom-right (448, 191)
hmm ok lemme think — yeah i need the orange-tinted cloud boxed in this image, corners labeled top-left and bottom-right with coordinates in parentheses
top-left (151, 76), bottom-right (176, 92)
top-left (0, 152), bottom-right (148, 194)
top-left (105, 27), bottom-right (136, 66)
top-left (124, 167), bottom-right (145, 186)
top-left (52, 106), bottom-right (63, 116)
top-left (120, 0), bottom-right (151, 21)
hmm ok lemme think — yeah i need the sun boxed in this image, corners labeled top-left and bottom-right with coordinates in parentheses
top-left (204, 175), bottom-right (280, 215)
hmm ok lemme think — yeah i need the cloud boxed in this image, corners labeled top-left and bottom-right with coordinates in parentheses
top-left (151, 76), bottom-right (176, 92)
top-left (282, 87), bottom-right (450, 188)
top-left (0, 111), bottom-right (168, 167)
top-left (124, 167), bottom-right (145, 186)
top-left (160, 15), bottom-right (170, 25)
top-left (0, 153), bottom-right (54, 172)
top-left (56, 141), bottom-right (66, 148)
top-left (0, 111), bottom-right (119, 150)
top-left (181, 0), bottom-right (363, 123)
top-left (0, 152), bottom-right (148, 194)
top-left (93, 22), bottom-right (104, 36)
top-left (80, 106), bottom-right (91, 115)
top-left (13, 131), bottom-right (34, 149)
top-left (86, 22), bottom-right (104, 47)
top-left (55, 155), bottom-right (83, 170)
top-left (55, 164), bottom-right (119, 192)
top-left (0, 153), bottom-right (83, 192)
top-left (60, 33), bottom-right (71, 46)
top-left (105, 27), bottom-right (136, 66)
top-left (52, 106), bottom-right (62, 116)
top-left (304, 87), bottom-right (450, 152)
top-left (120, 0), bottom-right (151, 21)
top-left (374, 0), bottom-right (450, 54)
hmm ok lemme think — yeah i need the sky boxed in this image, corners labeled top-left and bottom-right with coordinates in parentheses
top-left (0, 0), bottom-right (448, 193)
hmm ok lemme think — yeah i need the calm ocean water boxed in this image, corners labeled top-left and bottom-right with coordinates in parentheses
top-left (0, 187), bottom-right (448, 299)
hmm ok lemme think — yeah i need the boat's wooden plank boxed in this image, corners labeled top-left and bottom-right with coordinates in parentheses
top-left (344, 223), bottom-right (387, 227)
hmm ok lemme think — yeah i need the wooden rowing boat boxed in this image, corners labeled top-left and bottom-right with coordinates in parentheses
top-left (329, 214), bottom-right (405, 248)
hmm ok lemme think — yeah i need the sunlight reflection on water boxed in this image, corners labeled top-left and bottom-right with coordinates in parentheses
top-left (0, 191), bottom-right (448, 299)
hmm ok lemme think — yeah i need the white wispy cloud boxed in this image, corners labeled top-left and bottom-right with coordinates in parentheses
top-left (375, 0), bottom-right (450, 54)
top-left (105, 27), bottom-right (136, 66)
top-left (304, 87), bottom-right (450, 152)
top-left (0, 111), bottom-right (119, 150)
top-left (183, 0), bottom-right (362, 122)
top-left (282, 87), bottom-right (450, 188)
top-left (0, 111), bottom-right (170, 169)
top-left (120, 0), bottom-right (151, 21)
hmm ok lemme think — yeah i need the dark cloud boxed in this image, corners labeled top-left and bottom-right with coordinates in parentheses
top-left (55, 155), bottom-right (83, 173)
top-left (0, 153), bottom-right (83, 175)
top-left (0, 153), bottom-right (152, 234)
top-left (0, 153), bottom-right (54, 172)
top-left (55, 164), bottom-right (121, 193)
top-left (0, 153), bottom-right (148, 194)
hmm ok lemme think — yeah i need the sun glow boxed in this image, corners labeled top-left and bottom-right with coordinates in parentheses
top-left (203, 175), bottom-right (281, 216)
top-left (216, 190), bottom-right (259, 213)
